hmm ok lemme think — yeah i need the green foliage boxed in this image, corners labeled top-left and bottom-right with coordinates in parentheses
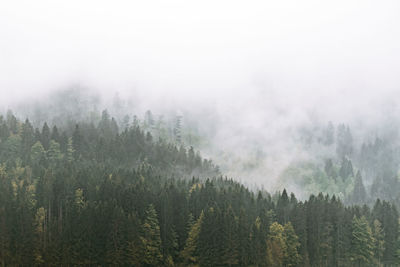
top-left (30, 141), bottom-right (46, 165)
top-left (180, 211), bottom-right (203, 266)
top-left (47, 140), bottom-right (63, 164)
top-left (284, 222), bottom-right (302, 267)
top-left (350, 215), bottom-right (374, 265)
top-left (141, 204), bottom-right (163, 266)
top-left (349, 171), bottom-right (367, 205)
top-left (372, 219), bottom-right (385, 266)
top-left (0, 110), bottom-right (398, 266)
top-left (267, 222), bottom-right (287, 266)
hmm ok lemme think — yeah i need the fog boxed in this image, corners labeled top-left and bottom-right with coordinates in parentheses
top-left (1, 0), bottom-right (400, 192)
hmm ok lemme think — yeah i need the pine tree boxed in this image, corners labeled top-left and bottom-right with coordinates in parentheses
top-left (277, 189), bottom-right (290, 224)
top-left (51, 126), bottom-right (60, 143)
top-left (350, 215), bottom-right (374, 266)
top-left (339, 157), bottom-right (354, 181)
top-left (267, 222), bottom-right (287, 266)
top-left (20, 119), bottom-right (35, 163)
top-left (221, 206), bottom-right (239, 266)
top-left (174, 116), bottom-right (182, 144)
top-left (336, 124), bottom-right (353, 159)
top-left (72, 124), bottom-right (83, 158)
top-left (181, 211), bottom-right (204, 266)
top-left (198, 206), bottom-right (223, 266)
top-left (66, 137), bottom-right (75, 163)
top-left (34, 207), bottom-right (46, 265)
top-left (31, 141), bottom-right (46, 165)
top-left (41, 122), bottom-right (51, 150)
top-left (284, 222), bottom-right (302, 267)
top-left (372, 219), bottom-right (385, 266)
top-left (0, 122), bottom-right (10, 142)
top-left (47, 140), bottom-right (63, 164)
top-left (141, 204), bottom-right (163, 266)
top-left (350, 171), bottom-right (367, 205)
top-left (6, 110), bottom-right (18, 134)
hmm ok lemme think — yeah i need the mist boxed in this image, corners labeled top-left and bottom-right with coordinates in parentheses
top-left (1, 0), bottom-right (400, 193)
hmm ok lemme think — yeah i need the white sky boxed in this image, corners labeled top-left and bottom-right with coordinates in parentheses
top-left (1, 0), bottom-right (399, 107)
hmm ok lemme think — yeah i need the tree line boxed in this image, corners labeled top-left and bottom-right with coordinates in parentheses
top-left (0, 111), bottom-right (399, 266)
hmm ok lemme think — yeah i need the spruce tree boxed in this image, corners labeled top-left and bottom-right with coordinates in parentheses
top-left (350, 215), bottom-right (374, 266)
top-left (284, 222), bottom-right (302, 267)
top-left (141, 204), bottom-right (163, 266)
top-left (350, 171), bottom-right (367, 205)
top-left (372, 219), bottom-right (385, 266)
top-left (180, 211), bottom-right (203, 266)
top-left (41, 122), bottom-right (51, 150)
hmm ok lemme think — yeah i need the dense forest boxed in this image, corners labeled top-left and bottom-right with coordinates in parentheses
top-left (0, 109), bottom-right (400, 266)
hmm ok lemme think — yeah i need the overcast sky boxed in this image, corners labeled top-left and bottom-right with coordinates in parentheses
top-left (1, 0), bottom-right (400, 109)
top-left (1, 0), bottom-right (400, 188)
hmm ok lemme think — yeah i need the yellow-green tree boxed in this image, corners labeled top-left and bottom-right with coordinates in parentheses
top-left (283, 222), bottom-right (301, 267)
top-left (267, 222), bottom-right (287, 266)
top-left (141, 204), bottom-right (163, 266)
top-left (350, 215), bottom-right (374, 266)
top-left (180, 211), bottom-right (204, 266)
top-left (372, 219), bottom-right (385, 266)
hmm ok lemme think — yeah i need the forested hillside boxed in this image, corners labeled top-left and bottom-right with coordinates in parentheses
top-left (280, 121), bottom-right (400, 207)
top-left (0, 110), bottom-right (400, 266)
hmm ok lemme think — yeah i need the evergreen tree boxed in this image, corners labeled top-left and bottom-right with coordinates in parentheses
top-left (51, 125), bottom-right (60, 143)
top-left (31, 141), bottom-right (46, 165)
top-left (267, 222), bottom-right (287, 267)
top-left (66, 137), bottom-right (75, 163)
top-left (6, 110), bottom-right (18, 134)
top-left (141, 204), bottom-right (163, 266)
top-left (41, 122), bottom-right (51, 150)
top-left (336, 124), bottom-right (353, 159)
top-left (350, 171), bottom-right (367, 205)
top-left (221, 206), bottom-right (239, 266)
top-left (324, 158), bottom-right (338, 181)
top-left (180, 211), bottom-right (203, 266)
top-left (20, 119), bottom-right (35, 163)
top-left (277, 189), bottom-right (290, 224)
top-left (372, 219), bottom-right (385, 266)
top-left (47, 140), bottom-right (63, 164)
top-left (339, 157), bottom-right (354, 181)
top-left (350, 215), bottom-right (374, 266)
top-left (284, 222), bottom-right (302, 267)
top-left (174, 116), bottom-right (182, 144)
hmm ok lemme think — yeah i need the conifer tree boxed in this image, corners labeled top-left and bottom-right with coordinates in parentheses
top-left (51, 126), bottom-right (60, 143)
top-left (350, 171), bottom-right (367, 205)
top-left (267, 222), bottom-right (287, 266)
top-left (66, 137), bottom-right (75, 163)
top-left (221, 206), bottom-right (239, 266)
top-left (350, 215), bottom-right (374, 266)
top-left (41, 122), bottom-right (51, 150)
top-left (372, 219), bottom-right (385, 266)
top-left (6, 110), bottom-right (18, 134)
top-left (141, 204), bottom-right (163, 266)
top-left (47, 140), bottom-right (63, 164)
top-left (284, 222), bottom-right (302, 267)
top-left (31, 141), bottom-right (46, 165)
top-left (174, 116), bottom-right (182, 144)
top-left (20, 119), bottom-right (35, 162)
top-left (181, 211), bottom-right (204, 266)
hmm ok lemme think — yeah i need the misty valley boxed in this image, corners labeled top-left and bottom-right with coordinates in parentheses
top-left (2, 0), bottom-right (400, 265)
top-left (1, 93), bottom-right (400, 267)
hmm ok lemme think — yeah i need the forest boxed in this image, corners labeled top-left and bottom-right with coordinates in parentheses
top-left (2, 0), bottom-right (400, 265)
top-left (0, 109), bottom-right (399, 266)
